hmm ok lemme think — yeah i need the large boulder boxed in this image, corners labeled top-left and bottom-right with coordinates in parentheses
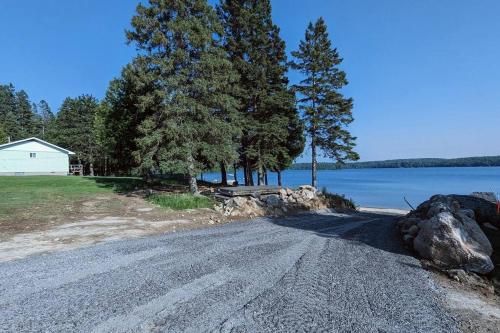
top-left (399, 194), bottom-right (495, 274)
top-left (413, 211), bottom-right (493, 274)
top-left (413, 194), bottom-right (500, 227)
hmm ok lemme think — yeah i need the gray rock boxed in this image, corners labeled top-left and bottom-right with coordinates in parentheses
top-left (398, 217), bottom-right (420, 232)
top-left (298, 185), bottom-right (317, 192)
top-left (407, 225), bottom-right (419, 237)
top-left (264, 194), bottom-right (281, 207)
top-left (424, 195), bottom-right (460, 218)
top-left (299, 189), bottom-right (316, 201)
top-left (459, 208), bottom-right (475, 220)
top-left (472, 192), bottom-right (497, 204)
top-left (447, 269), bottom-right (468, 282)
top-left (413, 194), bottom-right (500, 227)
top-left (403, 234), bottom-right (414, 245)
top-left (483, 223), bottom-right (499, 231)
top-left (413, 211), bottom-right (493, 274)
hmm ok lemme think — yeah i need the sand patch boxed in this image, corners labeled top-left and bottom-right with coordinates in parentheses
top-left (0, 217), bottom-right (205, 262)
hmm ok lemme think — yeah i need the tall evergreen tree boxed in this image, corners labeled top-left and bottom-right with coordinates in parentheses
top-left (126, 0), bottom-right (240, 193)
top-left (37, 100), bottom-right (55, 140)
top-left (102, 63), bottom-right (148, 175)
top-left (54, 95), bottom-right (100, 175)
top-left (0, 84), bottom-right (54, 141)
top-left (15, 90), bottom-right (36, 138)
top-left (273, 111), bottom-right (305, 186)
top-left (291, 18), bottom-right (359, 188)
top-left (0, 123), bottom-right (7, 144)
top-left (0, 84), bottom-right (17, 141)
top-left (93, 102), bottom-right (111, 176)
top-left (218, 0), bottom-right (304, 185)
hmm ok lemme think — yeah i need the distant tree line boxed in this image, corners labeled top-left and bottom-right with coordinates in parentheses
top-left (291, 156), bottom-right (500, 170)
top-left (1, 0), bottom-right (359, 191)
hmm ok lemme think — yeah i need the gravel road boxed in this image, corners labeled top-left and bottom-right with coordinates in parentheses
top-left (0, 211), bottom-right (459, 332)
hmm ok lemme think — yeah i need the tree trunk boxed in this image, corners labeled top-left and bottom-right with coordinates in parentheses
top-left (89, 162), bottom-right (94, 177)
top-left (233, 164), bottom-right (238, 186)
top-left (311, 135), bottom-right (317, 188)
top-left (258, 164), bottom-right (265, 185)
top-left (144, 171), bottom-right (152, 183)
top-left (187, 155), bottom-right (199, 194)
top-left (264, 170), bottom-right (268, 185)
top-left (243, 158), bottom-right (249, 186)
top-left (245, 158), bottom-right (254, 186)
top-left (277, 170), bottom-right (282, 187)
top-left (220, 162), bottom-right (228, 186)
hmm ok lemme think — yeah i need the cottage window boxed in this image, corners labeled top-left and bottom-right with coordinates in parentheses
top-left (30, 152), bottom-right (37, 158)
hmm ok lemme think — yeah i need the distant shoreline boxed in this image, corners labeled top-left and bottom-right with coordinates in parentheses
top-left (291, 156), bottom-right (500, 170)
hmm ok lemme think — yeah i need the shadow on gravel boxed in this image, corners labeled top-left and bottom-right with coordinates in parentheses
top-left (267, 212), bottom-right (411, 257)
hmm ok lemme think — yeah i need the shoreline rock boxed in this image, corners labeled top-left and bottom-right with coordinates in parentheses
top-left (398, 194), bottom-right (495, 274)
top-left (214, 186), bottom-right (354, 218)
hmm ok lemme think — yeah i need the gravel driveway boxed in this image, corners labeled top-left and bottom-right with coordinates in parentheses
top-left (0, 211), bottom-right (458, 332)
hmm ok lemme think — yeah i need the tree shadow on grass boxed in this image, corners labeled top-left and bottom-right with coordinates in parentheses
top-left (266, 211), bottom-right (411, 257)
top-left (88, 176), bottom-right (193, 194)
top-left (87, 176), bottom-right (146, 194)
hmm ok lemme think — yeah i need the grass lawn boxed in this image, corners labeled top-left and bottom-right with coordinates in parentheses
top-left (147, 193), bottom-right (214, 210)
top-left (0, 176), bottom-right (143, 219)
top-left (0, 175), bottom-right (214, 223)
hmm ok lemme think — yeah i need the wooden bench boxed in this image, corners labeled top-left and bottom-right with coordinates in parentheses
top-left (217, 185), bottom-right (281, 197)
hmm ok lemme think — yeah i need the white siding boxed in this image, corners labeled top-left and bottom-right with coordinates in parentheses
top-left (0, 140), bottom-right (70, 175)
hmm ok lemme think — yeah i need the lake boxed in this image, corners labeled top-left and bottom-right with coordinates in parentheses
top-left (201, 167), bottom-right (500, 209)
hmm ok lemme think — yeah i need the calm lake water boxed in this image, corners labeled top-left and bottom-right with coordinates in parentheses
top-left (201, 167), bottom-right (500, 209)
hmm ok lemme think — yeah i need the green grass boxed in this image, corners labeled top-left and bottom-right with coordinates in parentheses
top-left (0, 176), bottom-right (142, 218)
top-left (147, 193), bottom-right (214, 210)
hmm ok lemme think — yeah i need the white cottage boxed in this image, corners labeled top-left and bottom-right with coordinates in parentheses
top-left (0, 137), bottom-right (75, 176)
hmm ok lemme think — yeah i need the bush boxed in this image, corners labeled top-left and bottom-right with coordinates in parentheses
top-left (147, 193), bottom-right (214, 210)
top-left (320, 187), bottom-right (356, 211)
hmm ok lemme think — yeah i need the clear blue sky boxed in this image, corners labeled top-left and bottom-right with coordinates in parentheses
top-left (1, 0), bottom-right (499, 162)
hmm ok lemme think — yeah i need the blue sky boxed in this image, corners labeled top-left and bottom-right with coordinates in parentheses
top-left (0, 0), bottom-right (499, 162)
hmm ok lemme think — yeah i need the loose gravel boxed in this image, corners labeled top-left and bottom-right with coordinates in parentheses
top-left (0, 212), bottom-right (459, 332)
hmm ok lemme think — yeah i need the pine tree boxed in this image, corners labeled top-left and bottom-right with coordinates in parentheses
top-left (291, 18), bottom-right (359, 188)
top-left (126, 0), bottom-right (240, 193)
top-left (93, 102), bottom-right (110, 176)
top-left (37, 100), bottom-right (55, 140)
top-left (0, 123), bottom-right (7, 144)
top-left (273, 109), bottom-right (305, 186)
top-left (0, 84), bottom-right (54, 141)
top-left (102, 63), bottom-right (147, 175)
top-left (0, 84), bottom-right (17, 141)
top-left (218, 0), bottom-right (304, 185)
top-left (54, 95), bottom-right (99, 175)
top-left (15, 90), bottom-right (36, 138)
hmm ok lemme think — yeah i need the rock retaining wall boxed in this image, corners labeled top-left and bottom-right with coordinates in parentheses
top-left (214, 185), bottom-right (347, 218)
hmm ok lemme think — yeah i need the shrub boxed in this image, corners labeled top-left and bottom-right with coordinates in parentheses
top-left (320, 187), bottom-right (356, 211)
top-left (147, 193), bottom-right (214, 210)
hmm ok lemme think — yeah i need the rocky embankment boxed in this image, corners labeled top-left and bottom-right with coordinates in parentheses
top-left (398, 194), bottom-right (500, 288)
top-left (215, 185), bottom-right (354, 218)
